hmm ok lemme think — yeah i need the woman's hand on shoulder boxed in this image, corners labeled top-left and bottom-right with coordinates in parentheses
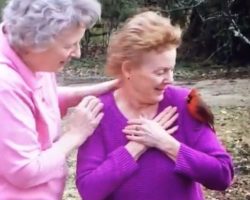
top-left (65, 96), bottom-right (104, 146)
top-left (55, 96), bottom-right (104, 156)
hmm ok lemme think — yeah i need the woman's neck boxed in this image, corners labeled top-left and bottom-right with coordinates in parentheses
top-left (114, 87), bottom-right (158, 119)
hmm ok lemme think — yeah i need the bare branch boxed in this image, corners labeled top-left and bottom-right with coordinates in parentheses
top-left (203, 42), bottom-right (230, 62)
top-left (229, 20), bottom-right (250, 46)
top-left (164, 0), bottom-right (205, 13)
top-left (228, 0), bottom-right (237, 8)
top-left (223, 1), bottom-right (250, 46)
top-left (205, 14), bottom-right (223, 21)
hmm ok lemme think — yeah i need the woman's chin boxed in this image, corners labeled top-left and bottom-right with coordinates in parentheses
top-left (156, 95), bottom-right (164, 102)
top-left (154, 90), bottom-right (165, 100)
top-left (147, 94), bottom-right (164, 104)
top-left (57, 62), bottom-right (66, 71)
top-left (57, 65), bottom-right (64, 71)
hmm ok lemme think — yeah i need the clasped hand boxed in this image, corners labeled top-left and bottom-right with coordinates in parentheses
top-left (123, 106), bottom-right (179, 151)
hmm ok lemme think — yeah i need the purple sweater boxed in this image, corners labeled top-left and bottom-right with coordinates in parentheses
top-left (76, 86), bottom-right (234, 200)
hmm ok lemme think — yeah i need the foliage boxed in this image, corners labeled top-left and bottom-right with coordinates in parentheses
top-left (101, 0), bottom-right (140, 25)
top-left (0, 0), bottom-right (7, 19)
top-left (183, 0), bottom-right (250, 66)
top-left (1, 0), bottom-right (250, 68)
top-left (136, 0), bottom-right (250, 66)
top-left (141, 0), bottom-right (204, 28)
top-left (81, 0), bottom-right (140, 56)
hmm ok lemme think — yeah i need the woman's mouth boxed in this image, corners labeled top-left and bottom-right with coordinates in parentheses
top-left (154, 88), bottom-right (165, 94)
top-left (60, 59), bottom-right (71, 65)
top-left (155, 86), bottom-right (166, 92)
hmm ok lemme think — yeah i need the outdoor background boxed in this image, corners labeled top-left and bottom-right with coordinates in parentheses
top-left (1, 0), bottom-right (249, 199)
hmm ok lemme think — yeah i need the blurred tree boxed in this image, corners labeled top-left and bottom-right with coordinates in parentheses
top-left (81, 0), bottom-right (140, 57)
top-left (183, 0), bottom-right (250, 66)
top-left (101, 0), bottom-right (139, 35)
top-left (0, 0), bottom-right (7, 19)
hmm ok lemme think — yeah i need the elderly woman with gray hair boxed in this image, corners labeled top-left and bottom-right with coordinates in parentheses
top-left (0, 0), bottom-right (117, 199)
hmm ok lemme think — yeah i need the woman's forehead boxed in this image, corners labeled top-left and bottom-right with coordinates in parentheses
top-left (56, 26), bottom-right (86, 43)
top-left (139, 49), bottom-right (176, 66)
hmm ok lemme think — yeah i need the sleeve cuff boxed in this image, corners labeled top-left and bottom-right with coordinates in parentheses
top-left (174, 143), bottom-right (194, 175)
top-left (108, 146), bottom-right (139, 177)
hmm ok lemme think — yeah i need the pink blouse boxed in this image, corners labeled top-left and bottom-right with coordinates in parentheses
top-left (0, 23), bottom-right (70, 200)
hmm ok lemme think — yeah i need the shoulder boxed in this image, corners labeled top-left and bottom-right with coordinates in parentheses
top-left (163, 85), bottom-right (191, 110)
top-left (87, 92), bottom-right (115, 137)
top-left (98, 90), bottom-right (116, 110)
top-left (168, 86), bottom-right (215, 145)
top-left (0, 64), bottom-right (29, 91)
top-left (0, 64), bottom-right (35, 111)
top-left (166, 85), bottom-right (190, 98)
top-left (98, 90), bottom-right (113, 100)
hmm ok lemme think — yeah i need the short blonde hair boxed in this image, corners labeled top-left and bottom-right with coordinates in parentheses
top-left (105, 11), bottom-right (182, 77)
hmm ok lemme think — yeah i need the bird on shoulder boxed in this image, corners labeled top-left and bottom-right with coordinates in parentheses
top-left (186, 88), bottom-right (215, 132)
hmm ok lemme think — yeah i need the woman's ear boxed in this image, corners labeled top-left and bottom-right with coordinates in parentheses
top-left (121, 60), bottom-right (133, 80)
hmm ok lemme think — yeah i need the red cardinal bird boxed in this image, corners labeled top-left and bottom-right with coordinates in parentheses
top-left (186, 88), bottom-right (215, 131)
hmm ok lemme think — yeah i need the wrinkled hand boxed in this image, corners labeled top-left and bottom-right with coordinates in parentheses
top-left (123, 118), bottom-right (178, 149)
top-left (125, 141), bottom-right (147, 160)
top-left (153, 106), bottom-right (178, 129)
top-left (66, 96), bottom-right (103, 146)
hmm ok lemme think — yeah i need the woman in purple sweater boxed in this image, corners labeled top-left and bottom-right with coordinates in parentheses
top-left (76, 11), bottom-right (234, 200)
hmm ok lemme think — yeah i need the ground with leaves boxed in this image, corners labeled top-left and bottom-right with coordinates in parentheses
top-left (61, 67), bottom-right (250, 200)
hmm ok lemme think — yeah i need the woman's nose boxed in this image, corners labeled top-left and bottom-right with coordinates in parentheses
top-left (163, 72), bottom-right (174, 84)
top-left (163, 78), bottom-right (173, 85)
top-left (71, 44), bottom-right (81, 58)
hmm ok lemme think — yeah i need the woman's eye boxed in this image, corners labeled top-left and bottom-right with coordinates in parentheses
top-left (156, 69), bottom-right (166, 75)
top-left (64, 43), bottom-right (80, 50)
top-left (155, 68), bottom-right (174, 76)
top-left (64, 45), bottom-right (72, 50)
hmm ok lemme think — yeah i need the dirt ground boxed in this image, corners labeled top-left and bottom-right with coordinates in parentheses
top-left (62, 78), bottom-right (250, 200)
top-left (177, 79), bottom-right (250, 107)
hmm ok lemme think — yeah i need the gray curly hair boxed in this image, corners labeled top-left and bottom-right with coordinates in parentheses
top-left (2, 0), bottom-right (101, 51)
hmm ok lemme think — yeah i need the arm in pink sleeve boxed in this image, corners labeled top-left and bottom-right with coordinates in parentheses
top-left (57, 86), bottom-right (81, 117)
top-left (174, 125), bottom-right (234, 190)
top-left (57, 80), bottom-right (118, 117)
top-left (76, 125), bottom-right (138, 200)
top-left (0, 88), bottom-right (66, 189)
